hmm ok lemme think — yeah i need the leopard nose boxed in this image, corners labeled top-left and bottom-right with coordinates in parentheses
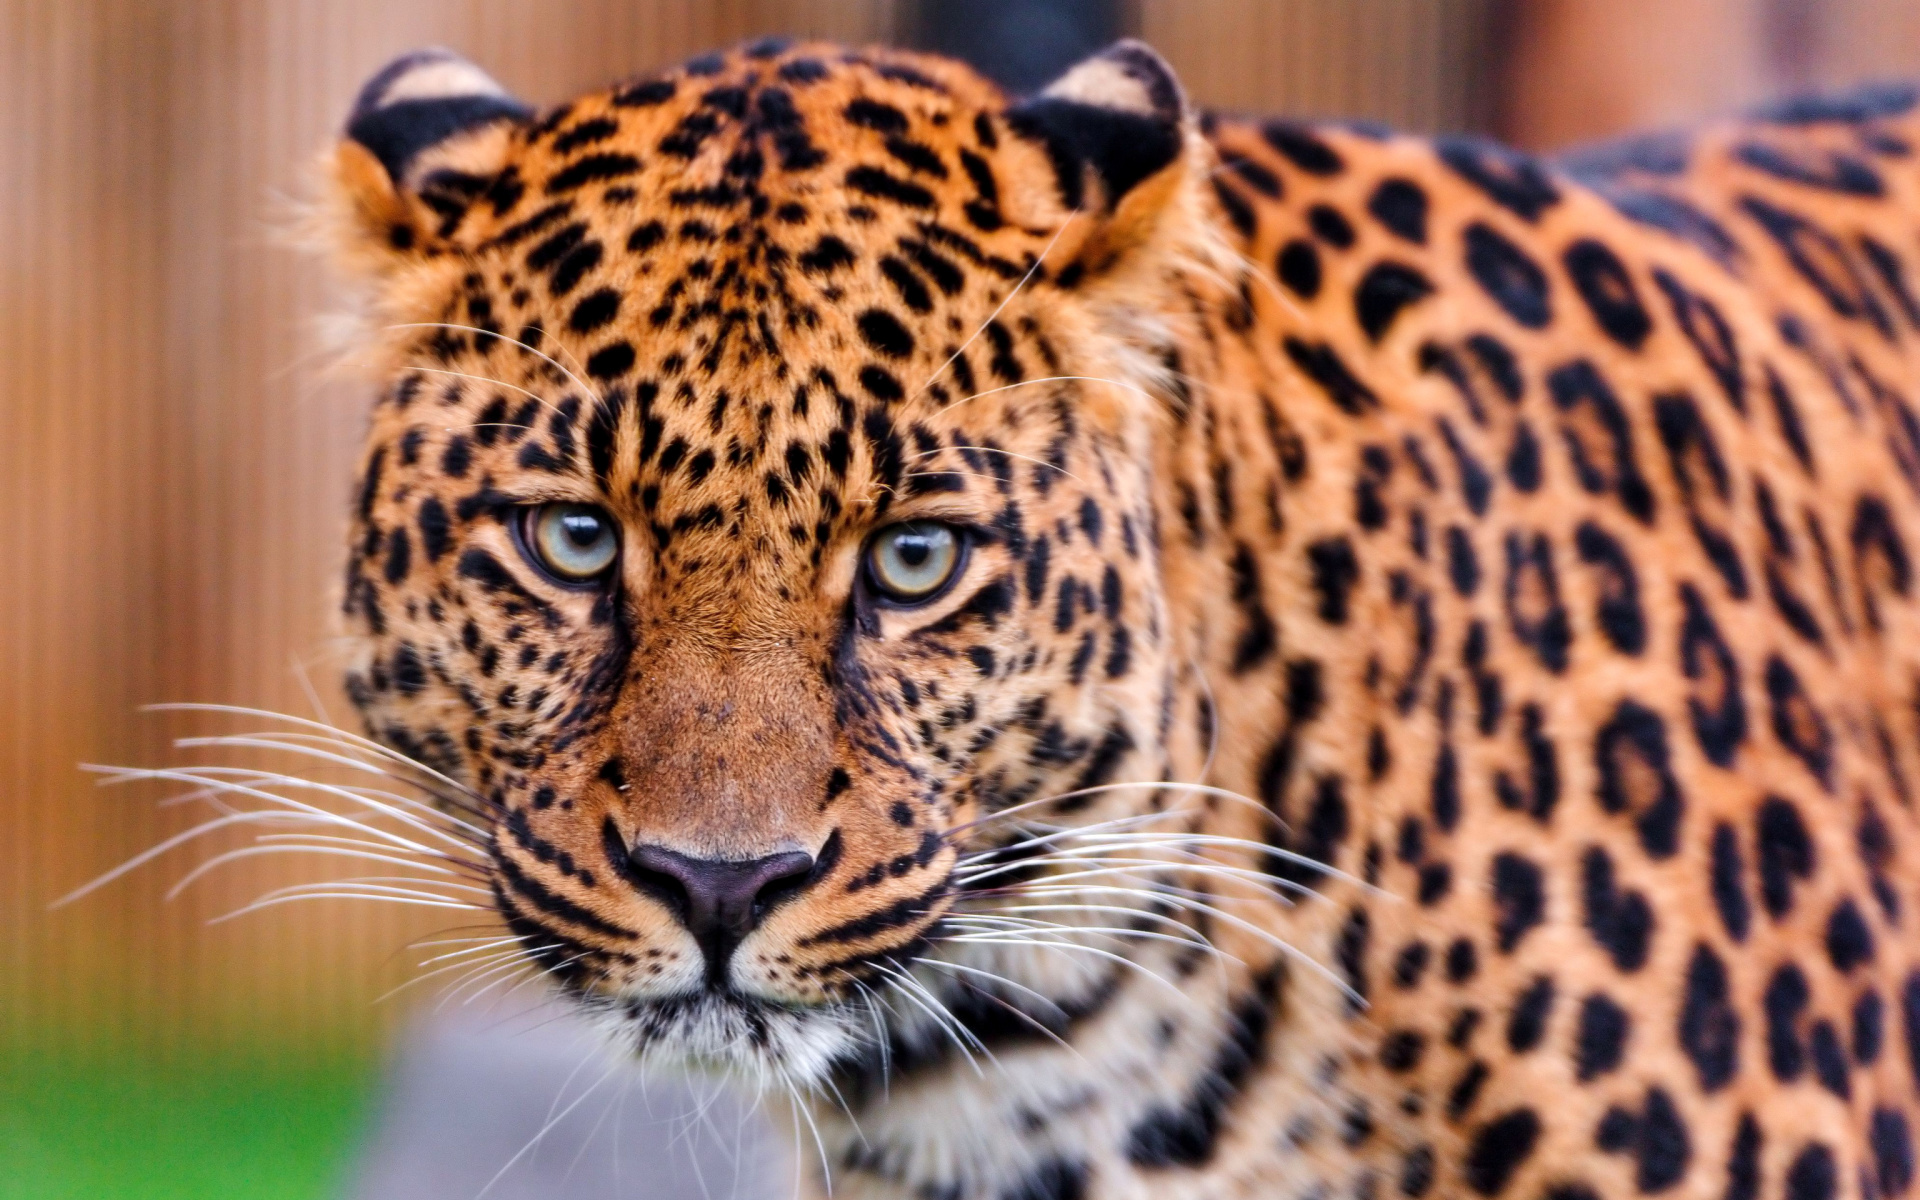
top-left (624, 843), bottom-right (816, 983)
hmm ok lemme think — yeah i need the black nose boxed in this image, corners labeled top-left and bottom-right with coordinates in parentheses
top-left (623, 843), bottom-right (816, 984)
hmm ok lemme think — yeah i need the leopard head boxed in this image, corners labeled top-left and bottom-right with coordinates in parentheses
top-left (321, 38), bottom-right (1223, 1081)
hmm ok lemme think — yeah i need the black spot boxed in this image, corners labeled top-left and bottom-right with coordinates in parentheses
top-left (1753, 80), bottom-right (1919, 123)
top-left (390, 642), bottom-right (427, 696)
top-left (1440, 528), bottom-right (1479, 598)
top-left (1402, 1145), bottom-right (1437, 1197)
top-left (1653, 269), bottom-right (1745, 413)
top-left (1368, 178), bottom-right (1428, 244)
top-left (568, 286), bottom-right (620, 333)
top-left (418, 497), bottom-right (451, 562)
top-left (1464, 1108), bottom-right (1541, 1196)
top-left (1679, 584), bottom-right (1746, 767)
top-left (1575, 522), bottom-right (1645, 653)
top-left (1211, 178), bottom-right (1257, 238)
top-left (845, 165), bottom-right (935, 209)
top-left (1583, 845), bottom-right (1653, 971)
top-left (1559, 128), bottom-right (1691, 180)
top-left (844, 97), bottom-right (909, 134)
top-left (1430, 741), bottom-right (1460, 833)
top-left (1810, 1018), bottom-right (1850, 1098)
top-left (1261, 122), bottom-right (1344, 174)
top-left (1276, 239), bottom-right (1322, 298)
top-left (1392, 941), bottom-right (1431, 989)
top-left (1124, 967), bottom-right (1281, 1167)
top-left (1220, 150), bottom-right (1282, 197)
top-left (1875, 1109), bottom-right (1916, 1196)
top-left (1380, 1029), bottom-right (1426, 1073)
top-left (1285, 337), bottom-right (1379, 415)
top-left (998, 1157), bottom-right (1087, 1200)
top-left (1335, 905), bottom-right (1370, 1011)
top-left (1592, 699), bottom-right (1685, 859)
top-left (1742, 194), bottom-right (1889, 333)
top-left (613, 78), bottom-right (676, 107)
top-left (1504, 421), bottom-right (1541, 492)
top-left (1503, 531), bottom-right (1571, 673)
top-left (1491, 852), bottom-right (1545, 954)
top-left (1786, 1144), bottom-right (1837, 1200)
top-left (1827, 899), bottom-right (1876, 972)
top-left (1679, 943), bottom-right (1741, 1092)
top-left (1767, 962), bottom-right (1810, 1080)
top-left (1853, 494), bottom-right (1914, 630)
top-left (1438, 942), bottom-right (1477, 989)
top-left (545, 152), bottom-right (641, 194)
top-left (1466, 222), bottom-right (1551, 330)
top-left (1228, 543), bottom-right (1277, 674)
top-left (1765, 655), bottom-right (1833, 789)
top-left (1764, 366), bottom-right (1816, 473)
top-left (1548, 359), bottom-right (1657, 524)
top-left (375, 526), bottom-right (417, 594)
top-left (586, 341), bottom-right (636, 379)
top-left (1355, 262), bottom-right (1436, 342)
top-left (1856, 989), bottom-right (1886, 1065)
top-left (857, 309), bottom-right (915, 359)
top-left (1506, 976), bottom-right (1554, 1052)
top-left (440, 435), bottom-right (471, 478)
top-left (1438, 137), bottom-right (1560, 221)
top-left (1307, 537), bottom-right (1360, 624)
top-left (1726, 1116), bottom-right (1763, 1200)
top-left (1596, 1086), bottom-right (1690, 1193)
top-left (1269, 776), bottom-right (1349, 891)
top-left (799, 235), bottom-right (855, 274)
top-left (1710, 822), bottom-right (1752, 942)
top-left (1563, 238), bottom-right (1651, 349)
top-left (1309, 204), bottom-right (1355, 248)
top-left (1654, 390), bottom-right (1746, 597)
top-left (1437, 418), bottom-right (1493, 515)
top-left (860, 366), bottom-right (905, 403)
top-left (1575, 992), bottom-right (1630, 1080)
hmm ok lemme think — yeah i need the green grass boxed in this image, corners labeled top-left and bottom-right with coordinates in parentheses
top-left (0, 1049), bottom-right (376, 1199)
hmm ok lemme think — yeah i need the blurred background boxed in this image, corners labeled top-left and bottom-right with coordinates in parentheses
top-left (4, 0), bottom-right (1920, 1195)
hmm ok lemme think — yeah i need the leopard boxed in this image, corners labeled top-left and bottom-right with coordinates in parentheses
top-left (315, 33), bottom-right (1920, 1200)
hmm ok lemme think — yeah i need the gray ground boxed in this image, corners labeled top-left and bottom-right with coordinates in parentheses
top-left (342, 1005), bottom-right (789, 1200)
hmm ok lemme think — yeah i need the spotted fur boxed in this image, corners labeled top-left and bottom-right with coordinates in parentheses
top-left (320, 37), bottom-right (1920, 1200)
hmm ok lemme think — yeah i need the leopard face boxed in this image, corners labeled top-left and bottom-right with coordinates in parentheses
top-left (327, 41), bottom-right (1212, 1079)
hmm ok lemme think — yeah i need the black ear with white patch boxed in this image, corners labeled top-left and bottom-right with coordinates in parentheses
top-left (325, 49), bottom-right (530, 273)
top-left (1005, 40), bottom-right (1189, 216)
top-left (347, 48), bottom-right (531, 189)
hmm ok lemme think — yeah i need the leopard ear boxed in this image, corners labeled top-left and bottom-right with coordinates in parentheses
top-left (1001, 40), bottom-right (1199, 275)
top-left (323, 49), bottom-right (531, 276)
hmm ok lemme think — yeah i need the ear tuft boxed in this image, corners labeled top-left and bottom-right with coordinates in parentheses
top-left (345, 48), bottom-right (531, 188)
top-left (1005, 39), bottom-right (1188, 214)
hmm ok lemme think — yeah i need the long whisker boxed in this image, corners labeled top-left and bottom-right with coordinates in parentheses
top-left (382, 321), bottom-right (597, 403)
top-left (942, 375), bottom-right (1158, 415)
top-left (164, 842), bottom-right (466, 901)
top-left (909, 214), bottom-right (1079, 406)
top-left (143, 704), bottom-right (490, 810)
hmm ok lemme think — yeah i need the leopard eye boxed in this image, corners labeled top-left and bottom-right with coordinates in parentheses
top-left (522, 503), bottom-right (619, 583)
top-left (866, 522), bottom-right (962, 603)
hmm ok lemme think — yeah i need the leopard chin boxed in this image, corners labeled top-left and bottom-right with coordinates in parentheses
top-left (578, 988), bottom-right (870, 1086)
